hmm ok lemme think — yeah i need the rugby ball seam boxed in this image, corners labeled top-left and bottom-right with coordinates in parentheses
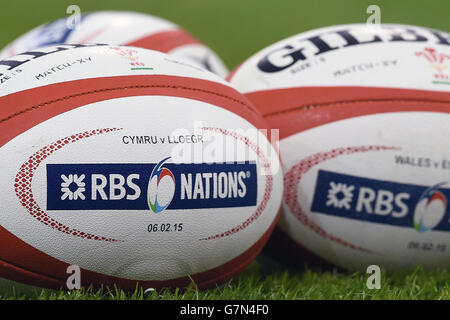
top-left (0, 83), bottom-right (259, 125)
top-left (264, 98), bottom-right (450, 118)
top-left (0, 209), bottom-right (280, 289)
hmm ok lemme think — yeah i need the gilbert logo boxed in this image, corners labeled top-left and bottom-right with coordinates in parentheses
top-left (415, 47), bottom-right (450, 85)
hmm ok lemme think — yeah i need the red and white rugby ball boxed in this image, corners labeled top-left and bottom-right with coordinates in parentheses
top-left (0, 10), bottom-right (228, 77)
top-left (228, 24), bottom-right (450, 270)
top-left (0, 44), bottom-right (282, 289)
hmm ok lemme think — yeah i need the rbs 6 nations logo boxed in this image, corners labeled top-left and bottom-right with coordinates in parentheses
top-left (311, 170), bottom-right (450, 232)
top-left (148, 157), bottom-right (175, 213)
top-left (47, 158), bottom-right (257, 213)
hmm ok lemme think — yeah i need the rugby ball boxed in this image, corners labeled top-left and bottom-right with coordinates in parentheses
top-left (0, 10), bottom-right (228, 77)
top-left (228, 24), bottom-right (450, 270)
top-left (0, 44), bottom-right (283, 289)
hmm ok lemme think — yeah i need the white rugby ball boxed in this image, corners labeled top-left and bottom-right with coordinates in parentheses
top-left (228, 23), bottom-right (450, 270)
top-left (0, 10), bottom-right (229, 77)
top-left (0, 44), bottom-right (282, 289)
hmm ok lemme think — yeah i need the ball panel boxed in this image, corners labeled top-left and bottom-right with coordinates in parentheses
top-left (245, 86), bottom-right (450, 139)
top-left (0, 94), bottom-right (280, 280)
top-left (0, 74), bottom-right (265, 149)
top-left (278, 112), bottom-right (450, 269)
top-left (126, 29), bottom-right (200, 54)
top-left (0, 212), bottom-right (279, 290)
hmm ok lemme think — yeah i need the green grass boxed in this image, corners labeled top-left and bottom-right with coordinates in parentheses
top-left (1, 260), bottom-right (449, 300)
top-left (0, 0), bottom-right (448, 300)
